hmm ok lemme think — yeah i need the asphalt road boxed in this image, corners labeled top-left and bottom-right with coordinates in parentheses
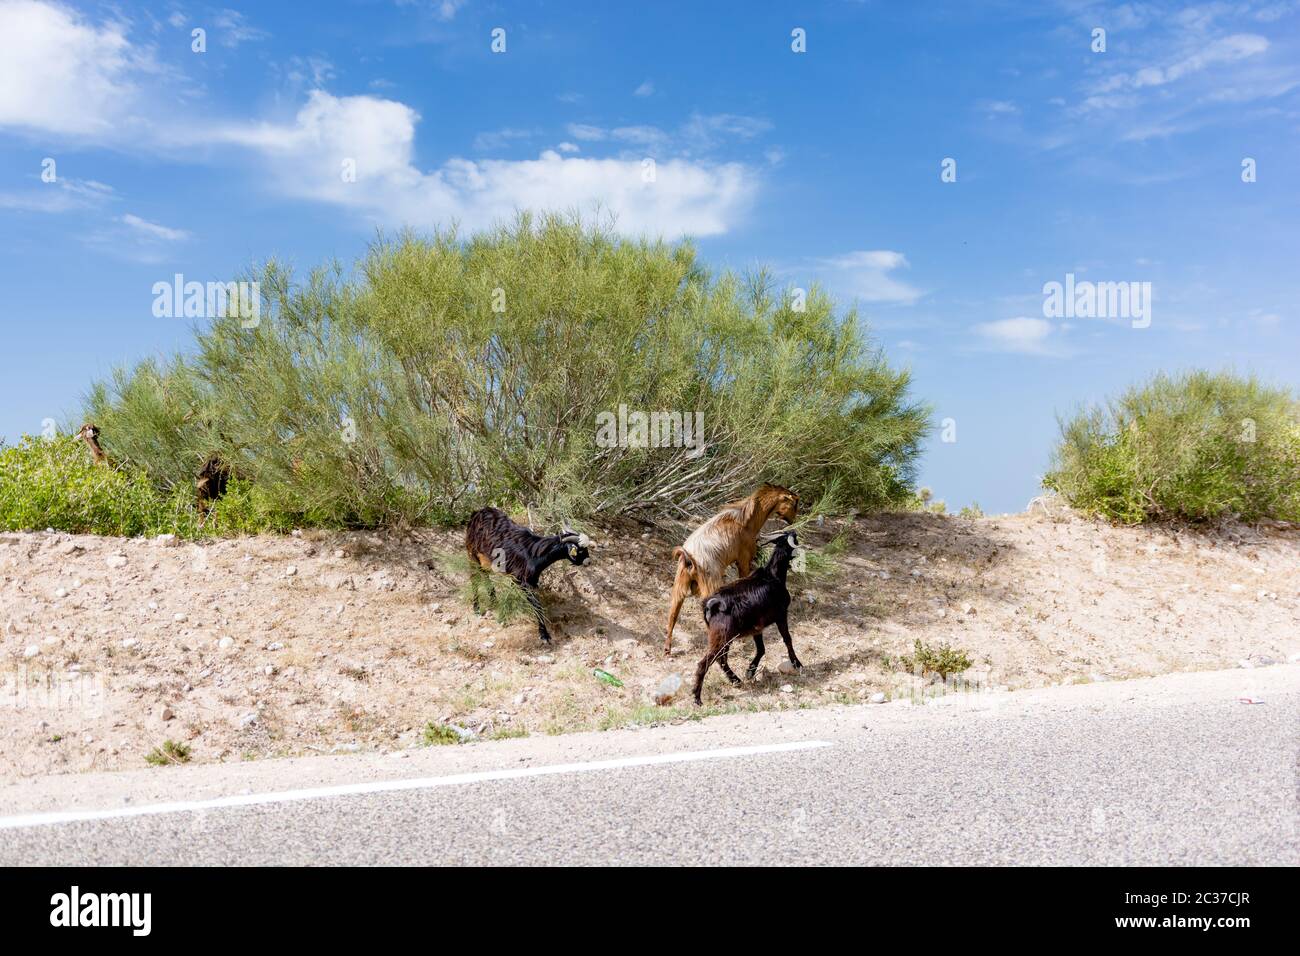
top-left (2, 666), bottom-right (1297, 865)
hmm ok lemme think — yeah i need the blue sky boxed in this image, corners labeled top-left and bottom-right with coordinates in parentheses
top-left (1, 0), bottom-right (1297, 513)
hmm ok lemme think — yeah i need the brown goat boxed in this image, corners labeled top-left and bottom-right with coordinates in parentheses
top-left (195, 455), bottom-right (230, 522)
top-left (75, 423), bottom-right (110, 466)
top-left (663, 483), bottom-right (798, 655)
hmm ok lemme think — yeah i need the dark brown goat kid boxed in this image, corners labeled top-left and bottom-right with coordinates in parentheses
top-left (693, 529), bottom-right (803, 704)
top-left (195, 455), bottom-right (230, 523)
top-left (465, 507), bottom-right (592, 644)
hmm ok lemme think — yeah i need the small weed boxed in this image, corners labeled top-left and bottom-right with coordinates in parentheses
top-left (422, 721), bottom-right (462, 746)
top-left (144, 740), bottom-right (192, 766)
top-left (899, 639), bottom-right (973, 679)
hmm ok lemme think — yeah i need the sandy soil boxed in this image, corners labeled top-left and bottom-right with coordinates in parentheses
top-left (2, 503), bottom-right (1297, 780)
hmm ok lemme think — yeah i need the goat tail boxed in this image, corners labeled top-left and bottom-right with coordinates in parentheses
top-left (673, 546), bottom-right (696, 575)
top-left (702, 594), bottom-right (727, 624)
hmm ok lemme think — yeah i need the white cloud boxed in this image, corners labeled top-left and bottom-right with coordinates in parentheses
top-left (566, 123), bottom-right (606, 141)
top-left (634, 80), bottom-right (654, 97)
top-left (565, 122), bottom-right (666, 146)
top-left (812, 250), bottom-right (922, 305)
top-left (120, 213), bottom-right (190, 242)
top-left (1094, 34), bottom-right (1268, 95)
top-left (567, 112), bottom-right (771, 154)
top-left (612, 125), bottom-right (668, 145)
top-left (81, 211), bottom-right (192, 262)
top-left (1044, 8), bottom-right (1296, 151)
top-left (219, 92), bottom-right (759, 237)
top-left (977, 99), bottom-right (1019, 115)
top-left (0, 176), bottom-right (114, 213)
top-left (1254, 1), bottom-right (1295, 21)
top-left (555, 141), bottom-right (579, 153)
top-left (679, 112), bottom-right (772, 151)
top-left (283, 55), bottom-right (335, 89)
top-left (0, 0), bottom-right (147, 136)
top-left (211, 9), bottom-right (268, 47)
top-left (435, 0), bottom-right (467, 20)
top-left (972, 317), bottom-right (1065, 355)
top-left (0, 5), bottom-right (761, 238)
top-left (473, 127), bottom-right (536, 151)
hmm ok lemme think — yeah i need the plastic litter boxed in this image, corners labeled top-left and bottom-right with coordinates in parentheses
top-left (1237, 697), bottom-right (1265, 705)
top-left (593, 668), bottom-right (623, 688)
top-left (653, 673), bottom-right (682, 705)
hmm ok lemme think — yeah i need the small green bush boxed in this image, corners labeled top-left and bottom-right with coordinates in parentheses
top-left (1044, 370), bottom-right (1300, 524)
top-left (144, 740), bottom-right (192, 765)
top-left (901, 639), bottom-right (972, 679)
top-left (421, 722), bottom-right (462, 746)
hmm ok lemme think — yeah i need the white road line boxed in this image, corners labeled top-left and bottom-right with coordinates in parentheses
top-left (0, 739), bottom-right (833, 831)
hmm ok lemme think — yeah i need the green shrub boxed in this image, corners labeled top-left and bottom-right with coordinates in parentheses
top-left (144, 740), bottom-right (192, 766)
top-left (0, 434), bottom-right (293, 538)
top-left (900, 639), bottom-right (972, 679)
top-left (84, 213), bottom-right (928, 529)
top-left (1044, 370), bottom-right (1300, 524)
top-left (0, 434), bottom-right (190, 536)
top-left (421, 722), bottom-right (462, 746)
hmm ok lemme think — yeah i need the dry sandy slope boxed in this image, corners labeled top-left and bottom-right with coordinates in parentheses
top-left (1, 507), bottom-right (1297, 780)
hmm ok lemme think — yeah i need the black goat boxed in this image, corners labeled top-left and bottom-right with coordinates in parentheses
top-left (693, 530), bottom-right (803, 704)
top-left (195, 455), bottom-right (230, 523)
top-left (464, 507), bottom-right (592, 644)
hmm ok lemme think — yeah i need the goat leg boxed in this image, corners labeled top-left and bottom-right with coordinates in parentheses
top-left (663, 567), bottom-right (691, 655)
top-left (747, 632), bottom-right (766, 681)
top-left (692, 633), bottom-right (725, 705)
top-left (523, 585), bottom-right (550, 644)
top-left (717, 636), bottom-right (742, 687)
top-left (777, 615), bottom-right (802, 670)
top-left (470, 568), bottom-right (483, 614)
